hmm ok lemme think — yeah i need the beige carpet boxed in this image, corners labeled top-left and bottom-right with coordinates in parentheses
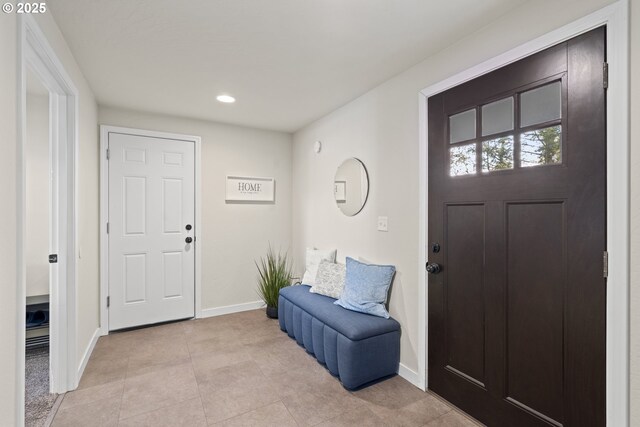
top-left (25, 346), bottom-right (58, 427)
top-left (52, 309), bottom-right (481, 426)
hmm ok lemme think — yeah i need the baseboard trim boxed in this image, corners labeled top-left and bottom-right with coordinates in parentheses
top-left (398, 363), bottom-right (426, 391)
top-left (199, 300), bottom-right (265, 319)
top-left (76, 328), bottom-right (100, 385)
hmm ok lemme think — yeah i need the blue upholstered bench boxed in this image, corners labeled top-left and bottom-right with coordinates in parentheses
top-left (278, 285), bottom-right (401, 389)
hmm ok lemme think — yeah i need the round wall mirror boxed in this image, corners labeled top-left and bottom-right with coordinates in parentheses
top-left (334, 158), bottom-right (369, 216)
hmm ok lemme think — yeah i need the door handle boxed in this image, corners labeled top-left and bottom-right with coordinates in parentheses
top-left (426, 263), bottom-right (441, 274)
top-left (185, 237), bottom-right (193, 244)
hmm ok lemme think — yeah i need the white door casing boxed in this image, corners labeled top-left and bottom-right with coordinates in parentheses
top-left (107, 131), bottom-right (195, 330)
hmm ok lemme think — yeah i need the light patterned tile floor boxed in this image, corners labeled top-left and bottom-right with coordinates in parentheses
top-left (52, 310), bottom-right (482, 426)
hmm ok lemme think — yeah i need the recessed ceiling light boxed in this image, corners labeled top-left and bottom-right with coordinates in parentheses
top-left (216, 94), bottom-right (236, 103)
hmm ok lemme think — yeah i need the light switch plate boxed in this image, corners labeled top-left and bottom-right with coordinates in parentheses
top-left (377, 216), bottom-right (388, 232)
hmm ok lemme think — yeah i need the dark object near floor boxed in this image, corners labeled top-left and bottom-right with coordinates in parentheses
top-left (26, 303), bottom-right (50, 328)
top-left (266, 306), bottom-right (278, 318)
top-left (26, 310), bottom-right (49, 328)
top-left (26, 303), bottom-right (50, 349)
top-left (25, 346), bottom-right (58, 427)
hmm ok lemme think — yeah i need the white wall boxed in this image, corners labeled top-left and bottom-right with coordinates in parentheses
top-left (292, 0), bottom-right (620, 380)
top-left (0, 12), bottom-right (19, 425)
top-left (25, 93), bottom-right (50, 298)
top-left (98, 107), bottom-right (293, 311)
top-left (629, 0), bottom-right (639, 424)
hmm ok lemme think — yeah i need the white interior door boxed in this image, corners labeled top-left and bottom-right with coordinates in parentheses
top-left (108, 131), bottom-right (195, 330)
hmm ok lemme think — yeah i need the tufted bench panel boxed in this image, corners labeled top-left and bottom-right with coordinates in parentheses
top-left (278, 285), bottom-right (400, 389)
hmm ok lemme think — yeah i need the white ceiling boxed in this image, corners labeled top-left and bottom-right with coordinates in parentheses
top-left (49, 0), bottom-right (525, 132)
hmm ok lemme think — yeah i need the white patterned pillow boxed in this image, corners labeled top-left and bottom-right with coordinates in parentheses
top-left (301, 248), bottom-right (337, 286)
top-left (310, 260), bottom-right (346, 299)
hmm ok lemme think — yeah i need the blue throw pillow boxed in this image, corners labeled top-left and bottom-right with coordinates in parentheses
top-left (334, 257), bottom-right (396, 318)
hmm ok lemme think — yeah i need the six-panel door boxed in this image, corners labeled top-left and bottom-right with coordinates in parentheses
top-left (108, 132), bottom-right (195, 330)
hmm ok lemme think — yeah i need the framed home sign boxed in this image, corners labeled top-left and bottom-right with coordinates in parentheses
top-left (226, 176), bottom-right (275, 202)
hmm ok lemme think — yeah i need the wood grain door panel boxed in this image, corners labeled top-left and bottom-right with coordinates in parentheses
top-left (444, 203), bottom-right (486, 387)
top-left (505, 201), bottom-right (565, 425)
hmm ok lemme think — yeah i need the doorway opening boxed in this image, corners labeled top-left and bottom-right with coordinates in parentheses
top-left (24, 67), bottom-right (60, 426)
top-left (18, 15), bottom-right (79, 424)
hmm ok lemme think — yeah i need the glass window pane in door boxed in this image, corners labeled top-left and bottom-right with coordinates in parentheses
top-left (449, 109), bottom-right (476, 143)
top-left (520, 81), bottom-right (561, 127)
top-left (520, 125), bottom-right (562, 167)
top-left (481, 97), bottom-right (514, 136)
top-left (482, 136), bottom-right (514, 172)
top-left (449, 143), bottom-right (476, 176)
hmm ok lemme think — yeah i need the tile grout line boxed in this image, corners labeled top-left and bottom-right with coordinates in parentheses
top-left (210, 399), bottom-right (291, 426)
top-left (280, 398), bottom-right (301, 426)
top-left (199, 364), bottom-right (282, 424)
top-left (51, 336), bottom-right (130, 424)
top-left (191, 320), bottom-right (292, 425)
top-left (185, 322), bottom-right (210, 425)
top-left (118, 327), bottom-right (200, 423)
top-left (116, 352), bottom-right (131, 423)
top-left (121, 332), bottom-right (183, 421)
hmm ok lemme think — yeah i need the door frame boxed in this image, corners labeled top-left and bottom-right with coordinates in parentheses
top-left (17, 13), bottom-right (79, 404)
top-left (417, 2), bottom-right (629, 426)
top-left (99, 125), bottom-right (202, 335)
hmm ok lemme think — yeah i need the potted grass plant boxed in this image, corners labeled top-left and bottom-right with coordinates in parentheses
top-left (256, 246), bottom-right (292, 319)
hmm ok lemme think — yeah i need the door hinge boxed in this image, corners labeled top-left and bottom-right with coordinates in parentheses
top-left (603, 251), bottom-right (609, 278)
top-left (107, 296), bottom-right (110, 308)
top-left (603, 62), bottom-right (609, 90)
top-left (106, 148), bottom-right (110, 160)
top-left (106, 222), bottom-right (109, 234)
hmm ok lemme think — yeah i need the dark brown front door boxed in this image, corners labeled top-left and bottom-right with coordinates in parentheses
top-left (427, 27), bottom-right (606, 427)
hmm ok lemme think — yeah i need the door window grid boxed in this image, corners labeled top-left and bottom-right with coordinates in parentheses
top-left (447, 80), bottom-right (563, 177)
